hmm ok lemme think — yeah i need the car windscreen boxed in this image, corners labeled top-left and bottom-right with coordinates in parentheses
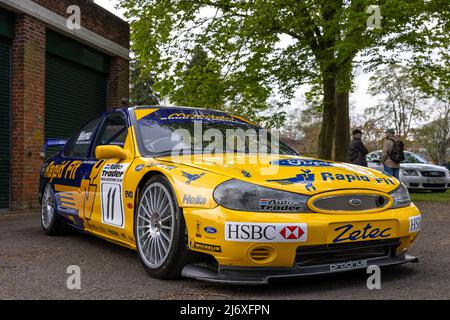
top-left (403, 153), bottom-right (428, 164)
top-left (134, 108), bottom-right (297, 156)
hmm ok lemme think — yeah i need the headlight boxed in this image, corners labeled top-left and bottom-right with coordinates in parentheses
top-left (213, 179), bottom-right (312, 213)
top-left (389, 183), bottom-right (411, 208)
top-left (402, 169), bottom-right (419, 176)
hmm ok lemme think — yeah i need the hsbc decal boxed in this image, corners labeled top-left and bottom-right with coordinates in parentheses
top-left (225, 222), bottom-right (307, 242)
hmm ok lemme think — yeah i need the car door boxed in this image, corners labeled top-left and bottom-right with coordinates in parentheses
top-left (52, 116), bottom-right (102, 229)
top-left (87, 111), bottom-right (132, 236)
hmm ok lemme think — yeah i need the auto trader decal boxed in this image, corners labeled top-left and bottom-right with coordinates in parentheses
top-left (225, 222), bottom-right (307, 242)
top-left (259, 199), bottom-right (304, 211)
top-left (267, 169), bottom-right (316, 192)
top-left (100, 163), bottom-right (129, 228)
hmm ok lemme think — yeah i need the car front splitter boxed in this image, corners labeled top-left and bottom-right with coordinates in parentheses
top-left (181, 254), bottom-right (419, 285)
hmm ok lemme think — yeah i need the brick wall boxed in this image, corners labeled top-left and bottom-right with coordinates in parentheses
top-left (107, 56), bottom-right (130, 110)
top-left (11, 15), bottom-right (46, 209)
top-left (8, 2), bottom-right (130, 209)
top-left (31, 0), bottom-right (130, 49)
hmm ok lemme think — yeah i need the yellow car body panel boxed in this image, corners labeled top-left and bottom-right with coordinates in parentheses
top-left (40, 106), bottom-right (422, 283)
top-left (183, 205), bottom-right (420, 267)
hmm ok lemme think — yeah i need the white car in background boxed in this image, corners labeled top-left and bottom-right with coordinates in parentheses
top-left (367, 150), bottom-right (450, 193)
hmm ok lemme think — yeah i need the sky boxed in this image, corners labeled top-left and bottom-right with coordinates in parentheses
top-left (94, 0), bottom-right (377, 116)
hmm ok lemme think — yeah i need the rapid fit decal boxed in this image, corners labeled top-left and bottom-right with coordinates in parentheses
top-left (268, 170), bottom-right (396, 191)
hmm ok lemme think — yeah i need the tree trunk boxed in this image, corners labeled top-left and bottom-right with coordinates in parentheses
top-left (334, 91), bottom-right (350, 161)
top-left (318, 77), bottom-right (337, 160)
top-left (333, 61), bottom-right (352, 162)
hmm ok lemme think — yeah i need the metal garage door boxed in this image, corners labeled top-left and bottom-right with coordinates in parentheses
top-left (45, 31), bottom-right (109, 155)
top-left (45, 55), bottom-right (107, 140)
top-left (0, 37), bottom-right (11, 209)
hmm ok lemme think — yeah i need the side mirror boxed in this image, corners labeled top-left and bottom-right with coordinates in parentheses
top-left (95, 145), bottom-right (129, 160)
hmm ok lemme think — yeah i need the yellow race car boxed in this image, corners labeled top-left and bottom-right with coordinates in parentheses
top-left (39, 106), bottom-right (421, 284)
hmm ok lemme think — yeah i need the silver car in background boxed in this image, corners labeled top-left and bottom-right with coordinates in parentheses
top-left (368, 150), bottom-right (450, 193)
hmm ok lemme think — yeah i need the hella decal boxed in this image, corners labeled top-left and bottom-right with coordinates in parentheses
top-left (182, 194), bottom-right (207, 205)
top-left (333, 223), bottom-right (392, 243)
top-left (225, 222), bottom-right (307, 242)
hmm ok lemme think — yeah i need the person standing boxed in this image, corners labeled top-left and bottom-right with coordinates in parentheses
top-left (382, 128), bottom-right (405, 179)
top-left (349, 129), bottom-right (369, 166)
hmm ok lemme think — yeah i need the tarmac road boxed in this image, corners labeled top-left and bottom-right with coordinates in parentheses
top-left (1, 202), bottom-right (449, 300)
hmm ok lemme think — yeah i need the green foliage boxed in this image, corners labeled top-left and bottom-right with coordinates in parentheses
top-left (171, 46), bottom-right (226, 109)
top-left (129, 60), bottom-right (160, 105)
top-left (410, 51), bottom-right (450, 102)
top-left (119, 0), bottom-right (448, 141)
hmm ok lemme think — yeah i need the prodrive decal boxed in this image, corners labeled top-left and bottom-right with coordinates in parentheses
top-left (330, 259), bottom-right (368, 271)
top-left (100, 163), bottom-right (129, 228)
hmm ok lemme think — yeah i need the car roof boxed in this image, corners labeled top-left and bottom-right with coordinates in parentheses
top-left (125, 105), bottom-right (251, 122)
top-left (132, 105), bottom-right (216, 112)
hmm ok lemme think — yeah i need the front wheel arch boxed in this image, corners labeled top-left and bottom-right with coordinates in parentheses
top-left (133, 174), bottom-right (195, 279)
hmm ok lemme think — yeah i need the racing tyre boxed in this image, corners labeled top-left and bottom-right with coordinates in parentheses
top-left (135, 175), bottom-right (193, 279)
top-left (41, 184), bottom-right (67, 235)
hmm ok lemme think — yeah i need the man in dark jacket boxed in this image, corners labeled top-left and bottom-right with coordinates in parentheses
top-left (349, 129), bottom-right (369, 166)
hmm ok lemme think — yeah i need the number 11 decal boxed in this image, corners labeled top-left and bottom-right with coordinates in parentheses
top-left (101, 183), bottom-right (124, 227)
